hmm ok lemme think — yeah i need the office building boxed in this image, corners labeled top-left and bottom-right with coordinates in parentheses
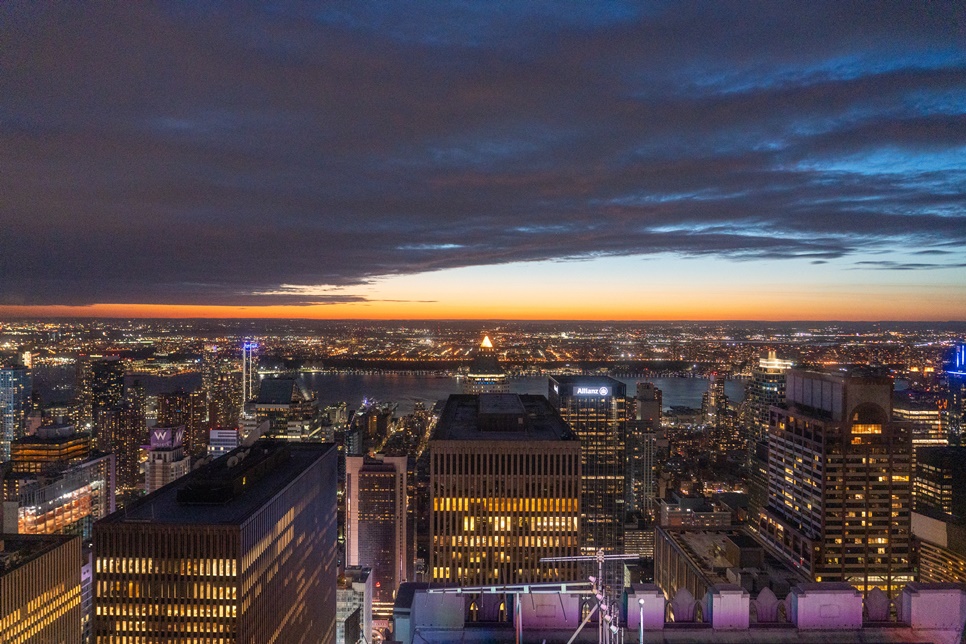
top-left (208, 427), bottom-right (240, 458)
top-left (337, 566), bottom-right (372, 644)
top-left (744, 352), bottom-right (794, 447)
top-left (946, 344), bottom-right (966, 444)
top-left (462, 335), bottom-right (509, 394)
top-left (9, 423), bottom-right (90, 473)
top-left (345, 454), bottom-right (408, 620)
top-left (627, 382), bottom-right (663, 516)
top-left (241, 377), bottom-right (321, 441)
top-left (758, 368), bottom-right (914, 595)
top-left (913, 447), bottom-right (966, 518)
top-left (911, 446), bottom-right (966, 584)
top-left (0, 534), bottom-right (82, 644)
top-left (743, 352), bottom-right (793, 503)
top-left (0, 365), bottom-right (31, 462)
top-left (144, 425), bottom-right (191, 493)
top-left (548, 376), bottom-right (626, 555)
top-left (157, 389), bottom-right (208, 457)
top-left (3, 434), bottom-right (115, 539)
top-left (93, 440), bottom-right (338, 643)
top-left (430, 394), bottom-right (581, 586)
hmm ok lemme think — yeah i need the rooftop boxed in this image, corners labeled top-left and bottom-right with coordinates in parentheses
top-left (433, 394), bottom-right (576, 442)
top-left (97, 440), bottom-right (334, 526)
top-left (0, 534), bottom-right (77, 575)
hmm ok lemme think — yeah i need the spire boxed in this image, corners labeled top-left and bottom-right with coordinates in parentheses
top-left (480, 335), bottom-right (493, 349)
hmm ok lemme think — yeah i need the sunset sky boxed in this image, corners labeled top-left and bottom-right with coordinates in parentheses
top-left (2, 2), bottom-right (965, 320)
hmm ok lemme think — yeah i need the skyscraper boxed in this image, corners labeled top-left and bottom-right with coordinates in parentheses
top-left (0, 365), bottom-right (31, 462)
top-left (462, 335), bottom-right (510, 394)
top-left (93, 440), bottom-right (338, 643)
top-left (89, 357), bottom-right (124, 422)
top-left (157, 389), bottom-right (208, 456)
top-left (242, 340), bottom-right (258, 409)
top-left (241, 377), bottom-right (321, 441)
top-left (345, 454), bottom-right (408, 620)
top-left (117, 379), bottom-right (147, 496)
top-left (3, 426), bottom-right (115, 539)
top-left (548, 376), bottom-right (626, 555)
top-left (946, 343), bottom-right (966, 444)
top-left (745, 351), bottom-right (794, 518)
top-left (744, 351), bottom-right (794, 454)
top-left (430, 394), bottom-right (581, 586)
top-left (0, 534), bottom-right (82, 644)
top-left (627, 382), bottom-right (663, 516)
top-left (758, 368), bottom-right (914, 595)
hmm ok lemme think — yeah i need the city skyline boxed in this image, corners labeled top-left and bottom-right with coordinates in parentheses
top-left (2, 3), bottom-right (965, 321)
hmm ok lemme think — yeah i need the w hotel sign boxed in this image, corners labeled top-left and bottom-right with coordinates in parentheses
top-left (150, 426), bottom-right (186, 449)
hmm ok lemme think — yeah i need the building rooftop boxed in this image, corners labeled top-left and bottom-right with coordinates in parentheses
top-left (659, 527), bottom-right (809, 592)
top-left (97, 440), bottom-right (334, 526)
top-left (0, 534), bottom-right (77, 575)
top-left (255, 378), bottom-right (311, 405)
top-left (433, 394), bottom-right (576, 442)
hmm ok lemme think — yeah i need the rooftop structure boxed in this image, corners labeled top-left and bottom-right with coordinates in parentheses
top-left (463, 335), bottom-right (510, 394)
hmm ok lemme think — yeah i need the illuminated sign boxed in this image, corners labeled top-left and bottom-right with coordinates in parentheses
top-left (574, 386), bottom-right (609, 396)
top-left (150, 426), bottom-right (185, 449)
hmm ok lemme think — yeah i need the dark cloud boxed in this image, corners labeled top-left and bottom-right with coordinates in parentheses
top-left (1, 1), bottom-right (965, 305)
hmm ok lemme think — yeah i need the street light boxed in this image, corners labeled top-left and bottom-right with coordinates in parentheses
top-left (638, 597), bottom-right (645, 644)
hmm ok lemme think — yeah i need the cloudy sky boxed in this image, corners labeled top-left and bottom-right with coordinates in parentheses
top-left (2, 1), bottom-right (965, 320)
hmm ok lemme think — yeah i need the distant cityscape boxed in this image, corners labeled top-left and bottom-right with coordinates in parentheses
top-left (1, 319), bottom-right (965, 642)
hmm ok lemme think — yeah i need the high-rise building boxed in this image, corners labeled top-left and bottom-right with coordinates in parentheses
top-left (93, 440), bottom-right (338, 643)
top-left (115, 379), bottom-right (147, 496)
top-left (430, 394), bottom-right (581, 586)
top-left (0, 534), bottom-right (82, 644)
top-left (202, 344), bottom-right (242, 431)
top-left (208, 427), bottom-right (240, 458)
top-left (89, 357), bottom-right (124, 422)
top-left (241, 377), bottom-right (321, 441)
top-left (9, 423), bottom-right (91, 473)
top-left (241, 340), bottom-right (258, 408)
top-left (345, 454), bottom-right (408, 620)
top-left (913, 447), bottom-right (966, 518)
top-left (3, 449), bottom-right (115, 539)
top-left (462, 335), bottom-right (509, 394)
top-left (0, 365), bottom-right (32, 462)
top-left (74, 359), bottom-right (94, 431)
top-left (337, 566), bottom-right (373, 644)
top-left (910, 446), bottom-right (966, 584)
top-left (701, 374), bottom-right (728, 426)
top-left (157, 389), bottom-right (208, 456)
top-left (627, 382), bottom-right (663, 516)
top-left (144, 425), bottom-right (191, 493)
top-left (745, 352), bottom-right (794, 519)
top-left (945, 344), bottom-right (966, 444)
top-left (548, 376), bottom-right (626, 555)
top-left (758, 368), bottom-right (914, 595)
top-left (743, 352), bottom-right (794, 455)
